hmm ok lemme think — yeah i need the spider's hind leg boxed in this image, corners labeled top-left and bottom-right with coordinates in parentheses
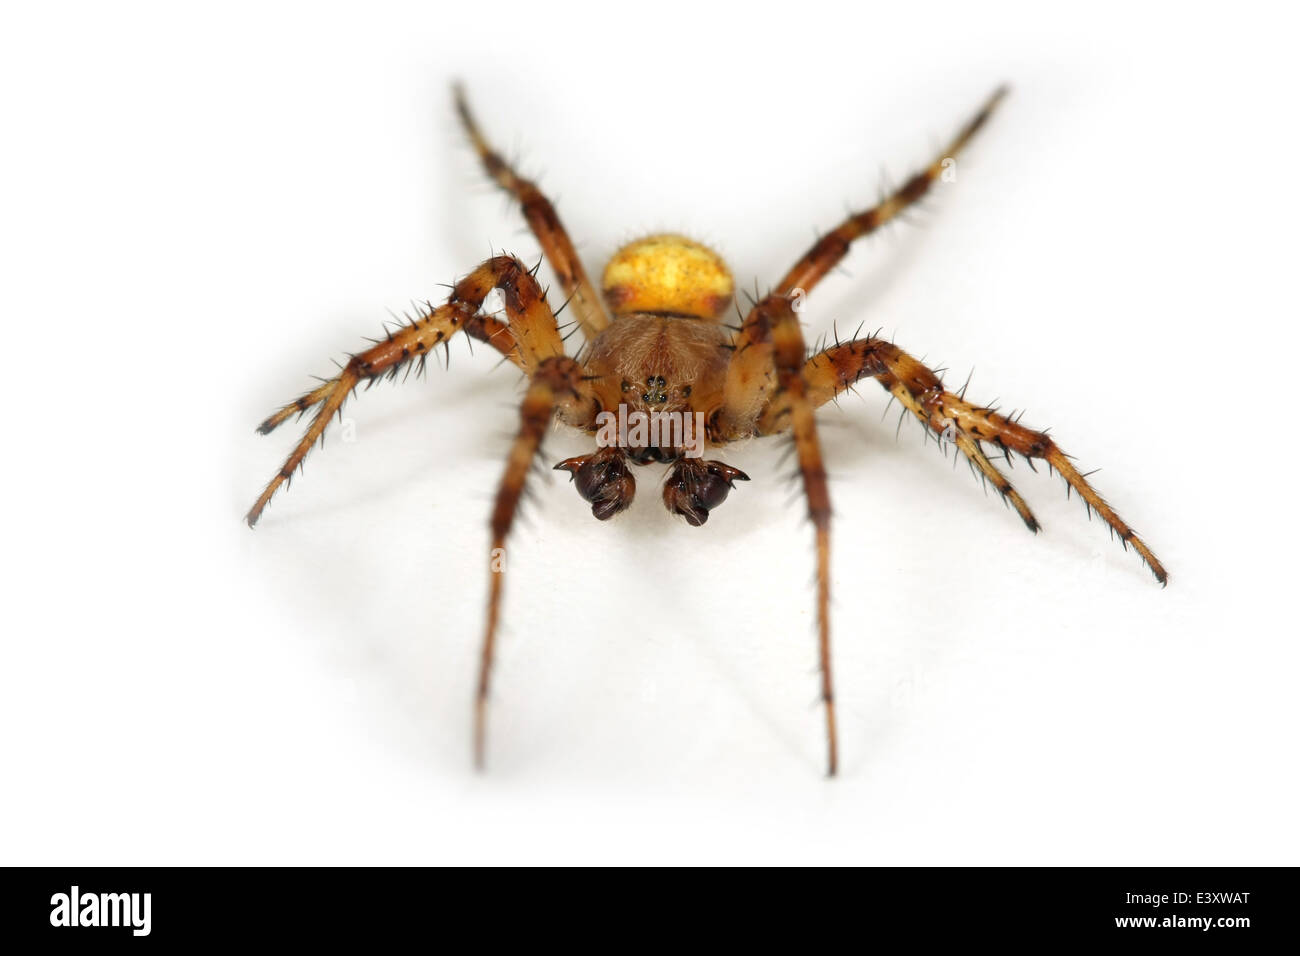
top-left (776, 86), bottom-right (1008, 297)
top-left (454, 84), bottom-right (610, 341)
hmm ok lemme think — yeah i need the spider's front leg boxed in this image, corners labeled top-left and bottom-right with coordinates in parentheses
top-left (712, 293), bottom-right (838, 775)
top-left (245, 256), bottom-right (536, 528)
top-left (764, 337), bottom-right (1167, 584)
top-left (477, 297), bottom-right (600, 768)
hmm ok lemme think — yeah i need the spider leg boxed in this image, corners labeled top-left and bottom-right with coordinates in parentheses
top-left (882, 372), bottom-right (1039, 532)
top-left (475, 291), bottom-right (599, 768)
top-left (454, 84), bottom-right (611, 341)
top-left (769, 338), bottom-right (1167, 585)
top-left (711, 294), bottom-right (838, 776)
top-left (246, 256), bottom-right (535, 527)
top-left (776, 86), bottom-right (1007, 297)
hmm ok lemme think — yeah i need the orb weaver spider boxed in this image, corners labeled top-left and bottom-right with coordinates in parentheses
top-left (246, 84), bottom-right (1166, 776)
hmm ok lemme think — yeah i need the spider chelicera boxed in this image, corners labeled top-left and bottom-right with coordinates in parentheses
top-left (247, 84), bottom-right (1165, 776)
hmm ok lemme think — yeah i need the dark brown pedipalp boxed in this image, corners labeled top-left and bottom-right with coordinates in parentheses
top-left (662, 459), bottom-right (750, 526)
top-left (554, 447), bottom-right (636, 520)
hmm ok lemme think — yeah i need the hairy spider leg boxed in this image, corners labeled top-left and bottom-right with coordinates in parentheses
top-left (773, 337), bottom-right (1167, 585)
top-left (246, 256), bottom-right (534, 527)
top-left (712, 294), bottom-right (839, 776)
top-left (776, 86), bottom-right (1008, 297)
top-left (474, 269), bottom-right (599, 769)
top-left (455, 84), bottom-right (611, 342)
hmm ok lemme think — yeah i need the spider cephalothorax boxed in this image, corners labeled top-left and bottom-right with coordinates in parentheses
top-left (247, 84), bottom-right (1165, 776)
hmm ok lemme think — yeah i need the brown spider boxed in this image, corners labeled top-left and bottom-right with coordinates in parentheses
top-left (246, 84), bottom-right (1166, 777)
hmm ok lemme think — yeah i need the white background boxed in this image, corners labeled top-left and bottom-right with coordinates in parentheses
top-left (3, 2), bottom-right (1296, 865)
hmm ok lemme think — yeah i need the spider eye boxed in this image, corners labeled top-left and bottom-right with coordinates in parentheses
top-left (621, 380), bottom-right (632, 392)
top-left (681, 386), bottom-right (692, 397)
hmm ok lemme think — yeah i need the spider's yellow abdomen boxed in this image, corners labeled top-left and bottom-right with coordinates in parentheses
top-left (601, 233), bottom-right (733, 320)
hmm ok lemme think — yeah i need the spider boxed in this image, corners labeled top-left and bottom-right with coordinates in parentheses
top-left (246, 84), bottom-right (1166, 777)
